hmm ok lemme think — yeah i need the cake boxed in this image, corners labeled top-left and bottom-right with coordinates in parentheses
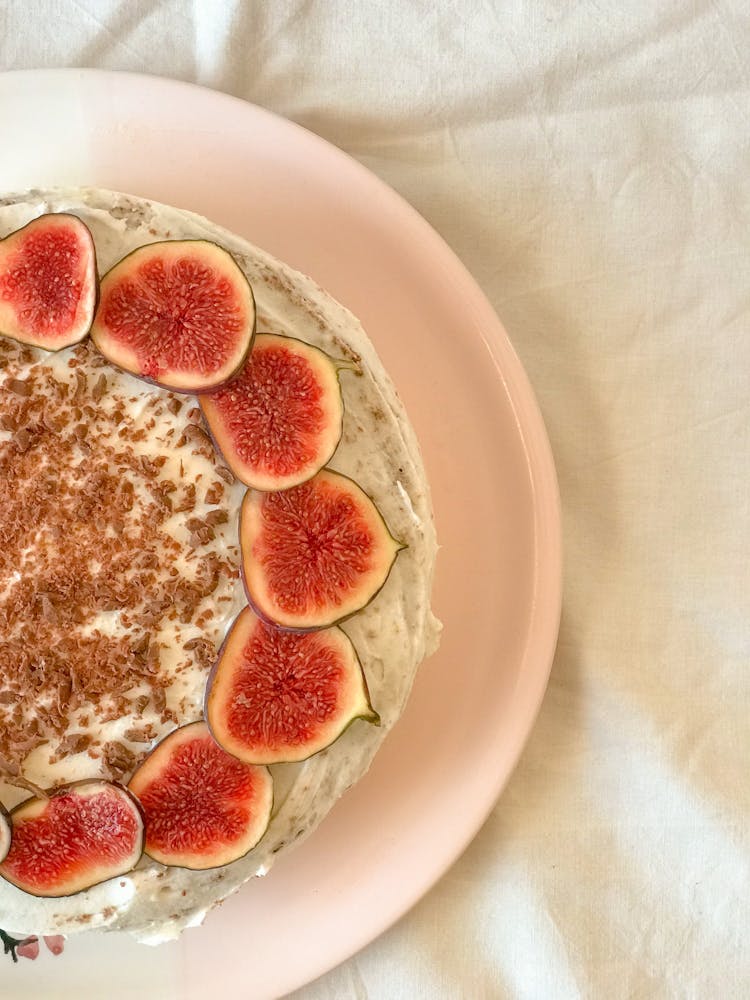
top-left (0, 188), bottom-right (440, 942)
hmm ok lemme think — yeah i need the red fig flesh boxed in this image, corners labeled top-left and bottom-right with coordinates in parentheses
top-left (206, 607), bottom-right (379, 765)
top-left (0, 781), bottom-right (144, 897)
top-left (200, 334), bottom-right (347, 491)
top-left (241, 468), bottom-right (403, 630)
top-left (91, 240), bottom-right (256, 392)
top-left (128, 722), bottom-right (273, 870)
top-left (0, 804), bottom-right (10, 865)
top-left (0, 214), bottom-right (97, 351)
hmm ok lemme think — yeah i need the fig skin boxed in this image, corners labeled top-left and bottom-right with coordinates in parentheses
top-left (200, 333), bottom-right (351, 492)
top-left (0, 802), bottom-right (11, 865)
top-left (0, 213), bottom-right (98, 352)
top-left (205, 607), bottom-right (380, 766)
top-left (127, 721), bottom-right (274, 871)
top-left (90, 239), bottom-right (256, 394)
top-left (240, 468), bottom-right (406, 632)
top-left (0, 780), bottom-right (144, 899)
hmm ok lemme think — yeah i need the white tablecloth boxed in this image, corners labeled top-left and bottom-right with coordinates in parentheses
top-left (5, 1), bottom-right (749, 996)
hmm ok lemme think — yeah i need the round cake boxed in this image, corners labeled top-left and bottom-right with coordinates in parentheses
top-left (0, 188), bottom-right (440, 941)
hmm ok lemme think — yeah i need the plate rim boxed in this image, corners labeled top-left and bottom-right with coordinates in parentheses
top-left (0, 68), bottom-right (562, 994)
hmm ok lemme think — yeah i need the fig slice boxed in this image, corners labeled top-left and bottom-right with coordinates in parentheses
top-left (200, 333), bottom-right (349, 491)
top-left (206, 607), bottom-right (379, 765)
top-left (90, 240), bottom-right (256, 393)
top-left (0, 781), bottom-right (144, 898)
top-left (127, 721), bottom-right (273, 870)
top-left (0, 213), bottom-right (97, 351)
top-left (241, 468), bottom-right (404, 630)
top-left (0, 803), bottom-right (10, 865)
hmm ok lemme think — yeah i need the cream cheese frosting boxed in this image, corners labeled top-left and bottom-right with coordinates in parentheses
top-left (0, 188), bottom-right (440, 941)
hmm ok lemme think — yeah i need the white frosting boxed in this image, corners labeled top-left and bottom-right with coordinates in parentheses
top-left (0, 188), bottom-right (440, 940)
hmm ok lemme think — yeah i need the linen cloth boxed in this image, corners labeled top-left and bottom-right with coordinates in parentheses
top-left (3, 1), bottom-right (749, 996)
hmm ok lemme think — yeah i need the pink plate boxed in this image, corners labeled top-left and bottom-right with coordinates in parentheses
top-left (0, 70), bottom-right (561, 998)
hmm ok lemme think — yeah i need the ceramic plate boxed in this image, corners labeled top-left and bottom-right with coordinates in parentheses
top-left (0, 69), bottom-right (561, 998)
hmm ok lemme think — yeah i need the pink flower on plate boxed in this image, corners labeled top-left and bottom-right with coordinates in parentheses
top-left (0, 927), bottom-right (65, 962)
top-left (16, 937), bottom-right (39, 961)
top-left (43, 935), bottom-right (65, 956)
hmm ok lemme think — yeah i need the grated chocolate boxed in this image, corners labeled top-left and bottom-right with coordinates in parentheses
top-left (0, 340), bottom-right (239, 771)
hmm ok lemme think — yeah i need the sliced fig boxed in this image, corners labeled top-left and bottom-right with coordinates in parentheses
top-left (241, 468), bottom-right (404, 630)
top-left (0, 781), bottom-right (143, 898)
top-left (0, 803), bottom-right (10, 864)
top-left (127, 721), bottom-right (272, 870)
top-left (0, 213), bottom-right (97, 350)
top-left (206, 607), bottom-right (379, 765)
top-left (91, 240), bottom-right (255, 393)
top-left (200, 334), bottom-right (349, 491)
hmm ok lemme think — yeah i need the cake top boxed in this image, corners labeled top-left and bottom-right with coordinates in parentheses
top-left (0, 188), bottom-right (440, 941)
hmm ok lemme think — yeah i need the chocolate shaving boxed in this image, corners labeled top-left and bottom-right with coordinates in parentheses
top-left (91, 374), bottom-right (108, 401)
top-left (57, 733), bottom-right (92, 754)
top-left (130, 634), bottom-right (150, 656)
top-left (204, 482), bottom-right (224, 505)
top-left (173, 484), bottom-right (196, 513)
top-left (123, 725), bottom-right (155, 743)
top-left (7, 379), bottom-right (31, 397)
top-left (12, 427), bottom-right (32, 452)
top-left (102, 740), bottom-right (136, 779)
top-left (178, 423), bottom-right (212, 450)
top-left (132, 694), bottom-right (150, 715)
top-left (72, 371), bottom-right (88, 402)
top-left (215, 465), bottom-right (235, 484)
